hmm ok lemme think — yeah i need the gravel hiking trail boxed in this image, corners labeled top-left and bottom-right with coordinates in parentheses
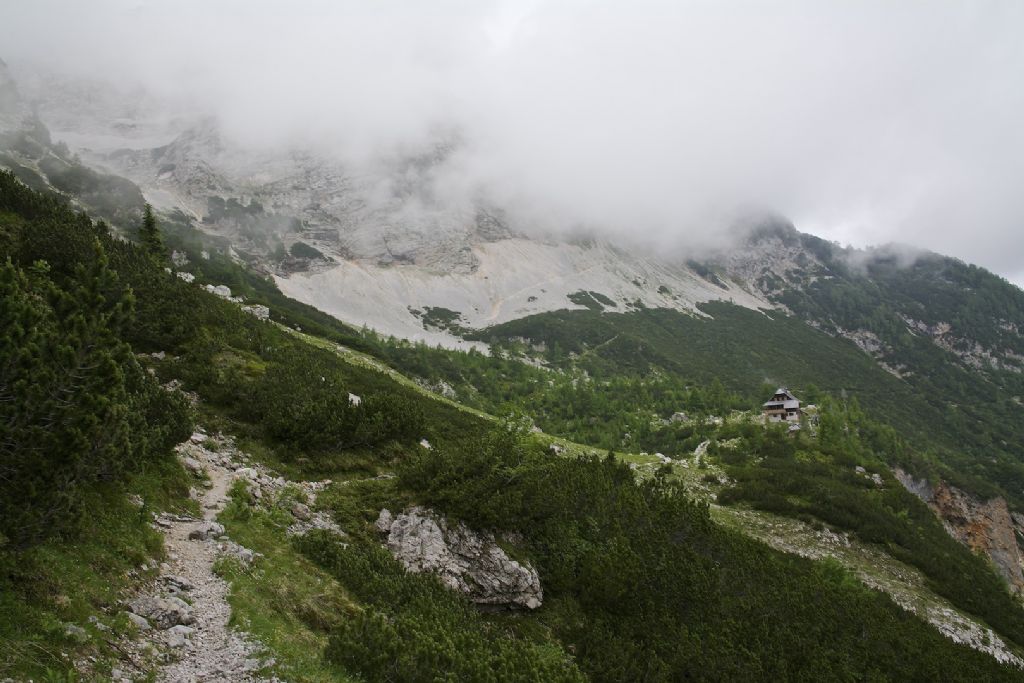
top-left (152, 435), bottom-right (277, 682)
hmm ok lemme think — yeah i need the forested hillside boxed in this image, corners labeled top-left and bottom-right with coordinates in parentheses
top-left (461, 300), bottom-right (1024, 505)
top-left (3, 171), bottom-right (1024, 680)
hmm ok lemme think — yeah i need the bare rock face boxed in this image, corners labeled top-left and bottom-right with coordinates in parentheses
top-left (895, 469), bottom-right (1024, 592)
top-left (893, 468), bottom-right (934, 503)
top-left (376, 507), bottom-right (542, 610)
top-left (930, 484), bottom-right (1024, 592)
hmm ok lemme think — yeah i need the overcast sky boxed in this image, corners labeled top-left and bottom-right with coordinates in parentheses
top-left (2, 1), bottom-right (1024, 284)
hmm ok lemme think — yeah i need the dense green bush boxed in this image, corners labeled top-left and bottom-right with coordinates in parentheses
top-left (289, 241), bottom-right (325, 260)
top-left (0, 171), bottom-right (462, 466)
top-left (300, 532), bottom-right (583, 683)
top-left (717, 398), bottom-right (1024, 648)
top-left (4, 163), bottom-right (1023, 679)
top-left (245, 347), bottom-right (426, 451)
top-left (465, 301), bottom-right (1024, 506)
top-left (0, 171), bottom-right (191, 546)
top-left (395, 421), bottom-right (1021, 681)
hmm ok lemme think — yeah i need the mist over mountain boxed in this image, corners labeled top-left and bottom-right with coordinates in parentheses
top-left (6, 4), bottom-right (1024, 681)
top-left (3, 0), bottom-right (1024, 283)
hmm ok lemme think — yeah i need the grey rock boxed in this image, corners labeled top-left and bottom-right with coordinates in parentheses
top-left (378, 507), bottom-right (543, 609)
top-left (204, 284), bottom-right (233, 298)
top-left (896, 468), bottom-right (1024, 592)
top-left (127, 611), bottom-right (151, 631)
top-left (375, 508), bottom-right (393, 533)
top-left (287, 511), bottom-right (346, 538)
top-left (167, 595), bottom-right (190, 611)
top-left (188, 521), bottom-right (225, 541)
top-left (218, 539), bottom-right (261, 566)
top-left (87, 616), bottom-right (110, 633)
top-left (163, 574), bottom-right (195, 592)
top-left (63, 623), bottom-right (88, 641)
top-left (166, 624), bottom-right (194, 648)
top-left (127, 595), bottom-right (194, 629)
top-left (893, 468), bottom-right (934, 503)
top-left (182, 456), bottom-right (204, 475)
top-left (291, 502), bottom-right (311, 520)
top-left (242, 304), bottom-right (270, 320)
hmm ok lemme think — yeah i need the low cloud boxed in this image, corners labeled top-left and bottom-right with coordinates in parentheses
top-left (2, 0), bottom-right (1023, 281)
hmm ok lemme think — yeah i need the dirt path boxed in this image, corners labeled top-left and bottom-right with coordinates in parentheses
top-left (150, 434), bottom-right (276, 683)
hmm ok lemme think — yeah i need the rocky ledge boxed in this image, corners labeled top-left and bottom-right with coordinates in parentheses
top-left (376, 507), bottom-right (542, 610)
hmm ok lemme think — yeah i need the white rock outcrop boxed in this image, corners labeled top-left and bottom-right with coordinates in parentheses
top-left (242, 304), bottom-right (270, 320)
top-left (204, 284), bottom-right (232, 299)
top-left (376, 507), bottom-right (542, 610)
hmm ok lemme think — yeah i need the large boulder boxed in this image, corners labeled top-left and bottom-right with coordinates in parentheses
top-left (376, 507), bottom-right (543, 610)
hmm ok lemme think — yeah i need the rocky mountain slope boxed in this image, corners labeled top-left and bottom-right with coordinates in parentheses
top-left (6, 62), bottom-right (1024, 665)
top-left (0, 62), bottom-right (778, 346)
top-left (6, 60), bottom-right (1024, 358)
top-left (5, 150), bottom-right (1024, 680)
top-left (11, 61), bottom-right (1022, 372)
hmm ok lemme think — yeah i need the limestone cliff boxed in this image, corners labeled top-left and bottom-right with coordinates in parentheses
top-left (895, 469), bottom-right (1024, 592)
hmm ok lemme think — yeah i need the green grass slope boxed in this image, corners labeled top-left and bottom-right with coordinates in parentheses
top-left (3, 170), bottom-right (1024, 680)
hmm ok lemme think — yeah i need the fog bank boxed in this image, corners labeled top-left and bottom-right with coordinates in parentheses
top-left (2, 0), bottom-right (1023, 282)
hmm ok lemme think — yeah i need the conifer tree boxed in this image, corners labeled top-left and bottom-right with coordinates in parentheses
top-left (139, 203), bottom-right (165, 261)
top-left (0, 240), bottom-right (189, 546)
